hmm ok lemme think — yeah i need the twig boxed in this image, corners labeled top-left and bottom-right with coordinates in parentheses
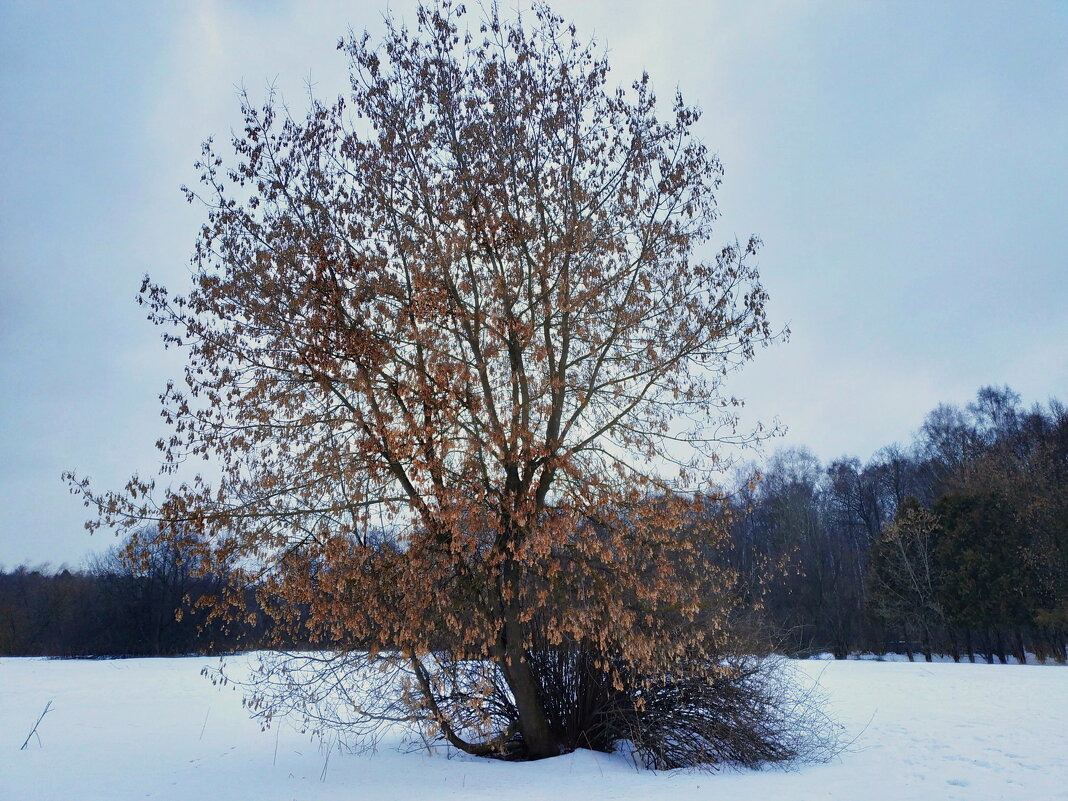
top-left (319, 739), bottom-right (333, 782)
top-left (20, 700), bottom-right (54, 750)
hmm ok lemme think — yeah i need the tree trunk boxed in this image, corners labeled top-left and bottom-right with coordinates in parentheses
top-left (498, 611), bottom-right (557, 759)
top-left (1053, 630), bottom-right (1068, 665)
top-left (1012, 629), bottom-right (1027, 665)
top-left (981, 630), bottom-right (994, 664)
top-left (994, 630), bottom-right (1007, 664)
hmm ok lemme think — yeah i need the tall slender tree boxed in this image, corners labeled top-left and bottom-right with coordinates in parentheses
top-left (866, 497), bottom-right (944, 661)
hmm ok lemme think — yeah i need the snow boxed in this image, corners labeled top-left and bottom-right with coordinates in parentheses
top-left (3, 655), bottom-right (1066, 800)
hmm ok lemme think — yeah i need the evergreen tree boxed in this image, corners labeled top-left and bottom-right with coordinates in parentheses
top-left (933, 492), bottom-right (1031, 662)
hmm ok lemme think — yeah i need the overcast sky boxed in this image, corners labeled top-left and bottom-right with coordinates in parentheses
top-left (2, 1), bottom-right (1066, 568)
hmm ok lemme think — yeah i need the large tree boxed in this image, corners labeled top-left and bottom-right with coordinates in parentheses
top-left (70, 2), bottom-right (810, 764)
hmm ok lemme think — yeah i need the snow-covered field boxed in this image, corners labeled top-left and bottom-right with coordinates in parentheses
top-left (3, 655), bottom-right (1065, 801)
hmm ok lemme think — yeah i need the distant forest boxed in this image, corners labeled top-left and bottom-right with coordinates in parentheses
top-left (2, 385), bottom-right (1065, 662)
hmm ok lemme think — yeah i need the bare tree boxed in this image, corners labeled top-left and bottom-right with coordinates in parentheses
top-left (866, 497), bottom-right (945, 661)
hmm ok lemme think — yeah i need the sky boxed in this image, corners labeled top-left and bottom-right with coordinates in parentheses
top-left (1, 1), bottom-right (1066, 568)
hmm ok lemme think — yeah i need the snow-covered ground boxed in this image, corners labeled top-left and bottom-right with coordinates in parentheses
top-left (3, 655), bottom-right (1065, 800)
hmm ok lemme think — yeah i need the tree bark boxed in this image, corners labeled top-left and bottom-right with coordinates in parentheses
top-left (497, 611), bottom-right (557, 759)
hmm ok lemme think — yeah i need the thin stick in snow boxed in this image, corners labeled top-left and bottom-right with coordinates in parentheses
top-left (319, 743), bottom-right (332, 782)
top-left (20, 700), bottom-right (53, 751)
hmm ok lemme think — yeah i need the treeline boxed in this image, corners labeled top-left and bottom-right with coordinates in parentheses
top-left (723, 386), bottom-right (1068, 662)
top-left (3, 385), bottom-right (1065, 662)
top-left (0, 532), bottom-right (265, 657)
